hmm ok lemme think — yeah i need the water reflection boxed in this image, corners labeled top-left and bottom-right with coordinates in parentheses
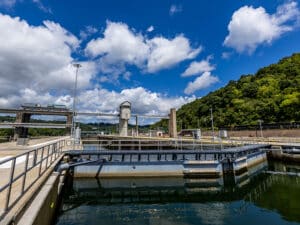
top-left (55, 162), bottom-right (300, 225)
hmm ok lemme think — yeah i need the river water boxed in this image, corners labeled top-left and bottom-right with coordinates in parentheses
top-left (55, 161), bottom-right (300, 225)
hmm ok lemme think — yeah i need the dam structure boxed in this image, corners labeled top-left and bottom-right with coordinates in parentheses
top-left (0, 103), bottom-right (299, 225)
top-left (0, 134), bottom-right (299, 225)
top-left (65, 144), bottom-right (269, 178)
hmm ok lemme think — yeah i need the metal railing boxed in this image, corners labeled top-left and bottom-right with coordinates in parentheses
top-left (66, 144), bottom-right (269, 164)
top-left (0, 138), bottom-right (66, 220)
top-left (81, 139), bottom-right (237, 151)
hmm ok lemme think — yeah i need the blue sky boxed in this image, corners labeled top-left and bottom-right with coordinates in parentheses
top-left (0, 0), bottom-right (299, 122)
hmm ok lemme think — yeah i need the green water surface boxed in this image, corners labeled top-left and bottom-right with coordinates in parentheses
top-left (55, 162), bottom-right (300, 225)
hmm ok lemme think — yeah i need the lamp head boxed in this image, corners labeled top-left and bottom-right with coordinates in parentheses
top-left (73, 63), bottom-right (82, 68)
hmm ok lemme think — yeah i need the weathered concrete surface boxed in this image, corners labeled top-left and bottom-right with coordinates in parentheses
top-left (16, 172), bottom-right (61, 225)
top-left (74, 163), bottom-right (184, 178)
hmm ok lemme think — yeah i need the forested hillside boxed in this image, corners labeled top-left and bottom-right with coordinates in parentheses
top-left (156, 53), bottom-right (300, 130)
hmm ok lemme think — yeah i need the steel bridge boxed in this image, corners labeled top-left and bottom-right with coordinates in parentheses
top-left (0, 123), bottom-right (71, 129)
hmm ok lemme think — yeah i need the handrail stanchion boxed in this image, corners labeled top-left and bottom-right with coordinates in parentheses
top-left (21, 152), bottom-right (30, 194)
top-left (5, 158), bottom-right (16, 211)
top-left (39, 147), bottom-right (45, 176)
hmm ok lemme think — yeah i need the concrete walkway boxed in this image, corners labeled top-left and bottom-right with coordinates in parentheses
top-left (0, 137), bottom-right (68, 158)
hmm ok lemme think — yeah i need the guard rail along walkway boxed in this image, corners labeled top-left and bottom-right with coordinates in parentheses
top-left (0, 137), bottom-right (68, 221)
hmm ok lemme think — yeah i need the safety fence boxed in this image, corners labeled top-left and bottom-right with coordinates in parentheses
top-left (0, 138), bottom-right (66, 220)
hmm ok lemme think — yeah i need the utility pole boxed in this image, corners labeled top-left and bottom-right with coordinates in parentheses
top-left (210, 108), bottom-right (215, 140)
top-left (71, 63), bottom-right (82, 139)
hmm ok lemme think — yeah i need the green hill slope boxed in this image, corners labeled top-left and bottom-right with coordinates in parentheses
top-left (158, 53), bottom-right (300, 130)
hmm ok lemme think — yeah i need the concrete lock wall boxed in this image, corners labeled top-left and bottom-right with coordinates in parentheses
top-left (73, 160), bottom-right (223, 178)
top-left (233, 151), bottom-right (267, 174)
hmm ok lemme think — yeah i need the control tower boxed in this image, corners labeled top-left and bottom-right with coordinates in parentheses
top-left (119, 101), bottom-right (131, 136)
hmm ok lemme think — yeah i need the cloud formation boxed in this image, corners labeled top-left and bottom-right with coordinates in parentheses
top-left (0, 13), bottom-right (96, 99)
top-left (181, 56), bottom-right (215, 77)
top-left (184, 72), bottom-right (219, 95)
top-left (147, 25), bottom-right (154, 32)
top-left (224, 1), bottom-right (300, 53)
top-left (147, 35), bottom-right (201, 72)
top-left (0, 15), bottom-right (195, 121)
top-left (182, 56), bottom-right (218, 94)
top-left (85, 21), bottom-right (201, 78)
top-left (0, 14), bottom-right (199, 121)
top-left (78, 87), bottom-right (195, 116)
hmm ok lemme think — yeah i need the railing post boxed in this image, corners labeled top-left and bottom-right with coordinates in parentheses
top-left (45, 145), bottom-right (50, 169)
top-left (21, 152), bottom-right (30, 193)
top-left (5, 158), bottom-right (16, 211)
top-left (50, 144), bottom-right (54, 163)
top-left (39, 147), bottom-right (45, 175)
top-left (33, 149), bottom-right (37, 166)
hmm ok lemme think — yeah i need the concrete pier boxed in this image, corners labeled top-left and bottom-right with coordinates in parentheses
top-left (169, 108), bottom-right (177, 138)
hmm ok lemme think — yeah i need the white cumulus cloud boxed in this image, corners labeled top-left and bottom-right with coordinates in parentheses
top-left (184, 72), bottom-right (219, 95)
top-left (181, 57), bottom-right (215, 77)
top-left (147, 35), bottom-right (201, 73)
top-left (85, 21), bottom-right (201, 78)
top-left (77, 87), bottom-right (195, 116)
top-left (224, 1), bottom-right (300, 53)
top-left (85, 21), bottom-right (149, 67)
top-left (0, 13), bottom-right (96, 101)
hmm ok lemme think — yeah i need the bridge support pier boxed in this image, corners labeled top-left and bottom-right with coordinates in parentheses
top-left (14, 112), bottom-right (31, 141)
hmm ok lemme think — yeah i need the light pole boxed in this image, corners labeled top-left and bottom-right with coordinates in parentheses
top-left (71, 63), bottom-right (82, 139)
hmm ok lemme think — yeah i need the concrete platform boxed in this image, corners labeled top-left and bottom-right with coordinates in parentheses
top-left (0, 137), bottom-right (67, 156)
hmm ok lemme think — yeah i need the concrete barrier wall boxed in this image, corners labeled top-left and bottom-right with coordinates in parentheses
top-left (17, 172), bottom-right (62, 225)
